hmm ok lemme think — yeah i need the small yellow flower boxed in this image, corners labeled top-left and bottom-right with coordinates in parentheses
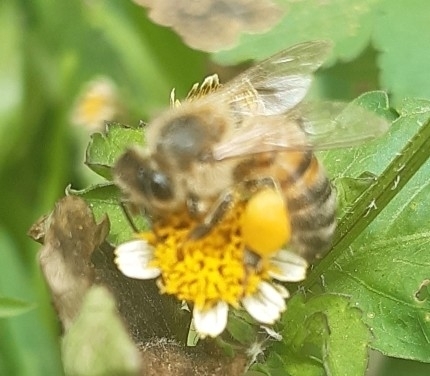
top-left (115, 202), bottom-right (308, 338)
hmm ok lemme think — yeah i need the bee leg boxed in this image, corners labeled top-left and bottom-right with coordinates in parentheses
top-left (188, 177), bottom-right (281, 240)
top-left (119, 201), bottom-right (140, 233)
top-left (188, 191), bottom-right (235, 240)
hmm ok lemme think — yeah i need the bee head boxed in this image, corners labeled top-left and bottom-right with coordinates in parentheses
top-left (114, 148), bottom-right (179, 215)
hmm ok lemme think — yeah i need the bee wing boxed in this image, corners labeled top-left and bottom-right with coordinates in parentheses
top-left (296, 101), bottom-right (390, 149)
top-left (212, 101), bottom-right (390, 160)
top-left (208, 40), bottom-right (333, 116)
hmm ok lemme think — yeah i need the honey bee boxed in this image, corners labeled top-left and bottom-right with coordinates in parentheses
top-left (114, 40), bottom-right (388, 262)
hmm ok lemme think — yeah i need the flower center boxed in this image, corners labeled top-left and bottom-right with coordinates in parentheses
top-left (143, 205), bottom-right (270, 310)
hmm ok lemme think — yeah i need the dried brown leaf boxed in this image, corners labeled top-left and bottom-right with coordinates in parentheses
top-left (31, 195), bottom-right (110, 329)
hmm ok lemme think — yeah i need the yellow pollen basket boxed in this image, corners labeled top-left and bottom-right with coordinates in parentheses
top-left (241, 188), bottom-right (291, 257)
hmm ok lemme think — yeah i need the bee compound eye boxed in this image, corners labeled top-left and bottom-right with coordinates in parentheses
top-left (150, 171), bottom-right (173, 201)
top-left (137, 167), bottom-right (173, 201)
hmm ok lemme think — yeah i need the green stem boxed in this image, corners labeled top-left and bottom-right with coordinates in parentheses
top-left (305, 118), bottom-right (430, 288)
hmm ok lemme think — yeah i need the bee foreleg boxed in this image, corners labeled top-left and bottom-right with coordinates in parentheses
top-left (188, 191), bottom-right (235, 240)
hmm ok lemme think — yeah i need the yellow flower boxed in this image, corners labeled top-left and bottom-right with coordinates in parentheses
top-left (114, 203), bottom-right (308, 338)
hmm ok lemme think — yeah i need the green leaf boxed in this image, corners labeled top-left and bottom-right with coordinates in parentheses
top-left (307, 98), bottom-right (430, 362)
top-left (259, 294), bottom-right (370, 376)
top-left (0, 227), bottom-right (63, 376)
top-left (213, 0), bottom-right (382, 65)
top-left (69, 184), bottom-right (149, 245)
top-left (226, 310), bottom-right (258, 346)
top-left (373, 0), bottom-right (430, 104)
top-left (0, 297), bottom-right (34, 318)
top-left (62, 286), bottom-right (140, 376)
top-left (335, 173), bottom-right (376, 217)
top-left (351, 90), bottom-right (396, 119)
top-left (85, 122), bottom-right (144, 180)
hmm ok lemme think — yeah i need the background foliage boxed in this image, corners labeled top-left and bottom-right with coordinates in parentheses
top-left (1, 0), bottom-right (430, 375)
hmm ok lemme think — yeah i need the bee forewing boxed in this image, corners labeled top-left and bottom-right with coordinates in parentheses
top-left (212, 102), bottom-right (390, 160)
top-left (209, 40), bottom-right (333, 117)
top-left (212, 116), bottom-right (311, 160)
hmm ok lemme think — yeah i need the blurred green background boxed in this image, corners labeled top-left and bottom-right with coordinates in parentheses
top-left (0, 1), bottom-right (205, 374)
top-left (1, 0), bottom-right (430, 375)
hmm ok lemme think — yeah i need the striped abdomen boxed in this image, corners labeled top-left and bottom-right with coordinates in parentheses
top-left (234, 150), bottom-right (336, 261)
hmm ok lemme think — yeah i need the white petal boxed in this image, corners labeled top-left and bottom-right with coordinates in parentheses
top-left (272, 283), bottom-right (290, 299)
top-left (114, 239), bottom-right (160, 279)
top-left (242, 281), bottom-right (286, 324)
top-left (193, 301), bottom-right (228, 338)
top-left (269, 249), bottom-right (308, 282)
top-left (259, 281), bottom-right (286, 310)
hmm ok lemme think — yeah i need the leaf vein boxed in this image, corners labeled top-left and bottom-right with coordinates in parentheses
top-left (334, 270), bottom-right (428, 310)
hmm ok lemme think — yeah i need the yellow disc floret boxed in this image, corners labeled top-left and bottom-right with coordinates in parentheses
top-left (143, 203), bottom-right (270, 310)
top-left (241, 188), bottom-right (291, 257)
